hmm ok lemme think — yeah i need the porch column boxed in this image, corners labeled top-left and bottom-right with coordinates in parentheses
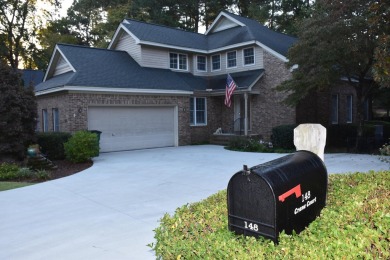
top-left (244, 93), bottom-right (248, 136)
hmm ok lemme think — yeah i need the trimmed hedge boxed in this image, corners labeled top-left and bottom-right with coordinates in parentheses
top-left (271, 124), bottom-right (296, 149)
top-left (151, 171), bottom-right (389, 259)
top-left (37, 132), bottom-right (72, 160)
top-left (64, 131), bottom-right (99, 163)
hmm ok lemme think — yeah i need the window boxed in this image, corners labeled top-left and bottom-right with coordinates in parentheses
top-left (42, 109), bottom-right (48, 132)
top-left (197, 56), bottom-right (206, 71)
top-left (346, 95), bottom-right (353, 123)
top-left (243, 48), bottom-right (255, 65)
top-left (227, 51), bottom-right (237, 68)
top-left (331, 94), bottom-right (338, 124)
top-left (52, 108), bottom-right (60, 131)
top-left (190, 97), bottom-right (207, 125)
top-left (212, 55), bottom-right (221, 71)
top-left (170, 53), bottom-right (187, 70)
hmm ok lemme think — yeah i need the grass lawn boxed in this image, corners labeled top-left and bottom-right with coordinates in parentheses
top-left (151, 170), bottom-right (390, 259)
top-left (0, 182), bottom-right (33, 192)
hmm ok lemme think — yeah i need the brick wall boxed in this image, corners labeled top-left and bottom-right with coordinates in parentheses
top-left (37, 92), bottom-right (192, 145)
top-left (250, 51), bottom-right (296, 140)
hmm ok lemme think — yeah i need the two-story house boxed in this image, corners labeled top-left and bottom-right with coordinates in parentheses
top-left (35, 11), bottom-right (297, 152)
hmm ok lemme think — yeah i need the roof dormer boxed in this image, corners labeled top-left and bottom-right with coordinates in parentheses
top-left (205, 12), bottom-right (245, 35)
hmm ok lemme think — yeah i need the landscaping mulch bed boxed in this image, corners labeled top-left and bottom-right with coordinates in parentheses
top-left (49, 160), bottom-right (93, 181)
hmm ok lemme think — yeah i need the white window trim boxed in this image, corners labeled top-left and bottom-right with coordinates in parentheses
top-left (196, 55), bottom-right (207, 72)
top-left (211, 54), bottom-right (221, 71)
top-left (226, 50), bottom-right (237, 69)
top-left (190, 97), bottom-right (207, 126)
top-left (346, 95), bottom-right (353, 123)
top-left (243, 47), bottom-right (255, 66)
top-left (169, 52), bottom-right (188, 71)
top-left (331, 94), bottom-right (339, 124)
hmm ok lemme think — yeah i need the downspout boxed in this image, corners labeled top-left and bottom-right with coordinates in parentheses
top-left (244, 93), bottom-right (248, 136)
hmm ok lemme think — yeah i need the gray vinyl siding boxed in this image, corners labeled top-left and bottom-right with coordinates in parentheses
top-left (53, 56), bottom-right (72, 76)
top-left (141, 46), bottom-right (167, 69)
top-left (115, 32), bottom-right (142, 64)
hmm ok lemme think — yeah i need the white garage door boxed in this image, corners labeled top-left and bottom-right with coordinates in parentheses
top-left (88, 106), bottom-right (177, 152)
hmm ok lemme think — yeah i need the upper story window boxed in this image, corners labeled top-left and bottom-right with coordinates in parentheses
top-left (243, 48), bottom-right (255, 65)
top-left (170, 52), bottom-right (187, 70)
top-left (197, 55), bottom-right (207, 71)
top-left (212, 54), bottom-right (221, 71)
top-left (190, 97), bottom-right (207, 126)
top-left (227, 51), bottom-right (237, 68)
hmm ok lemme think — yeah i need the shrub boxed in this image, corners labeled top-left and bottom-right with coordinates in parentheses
top-left (17, 167), bottom-right (34, 179)
top-left (379, 138), bottom-right (390, 164)
top-left (226, 137), bottom-right (273, 153)
top-left (151, 171), bottom-right (390, 259)
top-left (271, 124), bottom-right (296, 149)
top-left (34, 169), bottom-right (51, 180)
top-left (0, 163), bottom-right (20, 180)
top-left (37, 132), bottom-right (72, 160)
top-left (64, 131), bottom-right (99, 163)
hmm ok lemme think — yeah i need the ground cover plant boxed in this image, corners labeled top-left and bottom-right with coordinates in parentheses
top-left (151, 171), bottom-right (390, 259)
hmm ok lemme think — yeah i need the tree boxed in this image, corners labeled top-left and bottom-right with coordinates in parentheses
top-left (0, 0), bottom-right (59, 69)
top-left (369, 1), bottom-right (390, 88)
top-left (277, 0), bottom-right (385, 150)
top-left (0, 62), bottom-right (37, 160)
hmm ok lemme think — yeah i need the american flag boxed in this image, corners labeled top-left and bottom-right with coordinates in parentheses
top-left (224, 73), bottom-right (237, 107)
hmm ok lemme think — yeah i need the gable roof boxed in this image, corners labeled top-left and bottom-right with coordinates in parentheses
top-left (111, 11), bottom-right (296, 59)
top-left (36, 44), bottom-right (263, 95)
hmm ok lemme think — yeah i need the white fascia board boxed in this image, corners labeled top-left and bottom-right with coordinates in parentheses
top-left (139, 40), bottom-right (208, 54)
top-left (43, 45), bottom-right (76, 82)
top-left (255, 41), bottom-right (288, 62)
top-left (108, 23), bottom-right (141, 49)
top-left (205, 12), bottom-right (245, 35)
top-left (138, 40), bottom-right (257, 55)
top-left (35, 86), bottom-right (193, 96)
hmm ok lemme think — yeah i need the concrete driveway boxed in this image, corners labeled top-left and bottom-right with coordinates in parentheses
top-left (0, 145), bottom-right (388, 260)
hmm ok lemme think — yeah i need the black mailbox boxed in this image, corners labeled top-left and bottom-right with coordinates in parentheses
top-left (227, 150), bottom-right (328, 242)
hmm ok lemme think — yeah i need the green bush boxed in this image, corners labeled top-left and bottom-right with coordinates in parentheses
top-left (37, 132), bottom-right (72, 160)
top-left (151, 171), bottom-right (389, 259)
top-left (226, 137), bottom-right (272, 153)
top-left (34, 169), bottom-right (51, 180)
top-left (271, 124), bottom-right (296, 149)
top-left (0, 163), bottom-right (20, 181)
top-left (64, 131), bottom-right (99, 163)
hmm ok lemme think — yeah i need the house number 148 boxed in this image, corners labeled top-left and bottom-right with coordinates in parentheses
top-left (244, 221), bottom-right (258, 231)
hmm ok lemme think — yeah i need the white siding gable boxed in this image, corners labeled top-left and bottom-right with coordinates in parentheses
top-left (114, 31), bottom-right (142, 64)
top-left (53, 55), bottom-right (72, 76)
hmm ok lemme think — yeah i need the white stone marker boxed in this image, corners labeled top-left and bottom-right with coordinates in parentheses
top-left (294, 124), bottom-right (327, 162)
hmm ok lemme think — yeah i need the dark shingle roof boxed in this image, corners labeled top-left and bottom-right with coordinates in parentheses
top-left (35, 44), bottom-right (263, 93)
top-left (221, 11), bottom-right (297, 56)
top-left (122, 11), bottom-right (297, 56)
top-left (122, 20), bottom-right (208, 50)
top-left (20, 69), bottom-right (44, 88)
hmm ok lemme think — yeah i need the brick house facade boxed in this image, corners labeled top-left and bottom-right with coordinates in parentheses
top-left (36, 11), bottom-right (296, 152)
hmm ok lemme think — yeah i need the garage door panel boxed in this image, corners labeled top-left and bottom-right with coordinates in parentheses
top-left (88, 106), bottom-right (176, 152)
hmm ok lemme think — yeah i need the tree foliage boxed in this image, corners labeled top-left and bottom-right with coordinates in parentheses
top-left (0, 62), bottom-right (37, 159)
top-left (0, 0), bottom-right (60, 69)
top-left (277, 0), bottom-right (387, 148)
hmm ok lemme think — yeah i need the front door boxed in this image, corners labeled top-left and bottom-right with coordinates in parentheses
top-left (234, 95), bottom-right (250, 133)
